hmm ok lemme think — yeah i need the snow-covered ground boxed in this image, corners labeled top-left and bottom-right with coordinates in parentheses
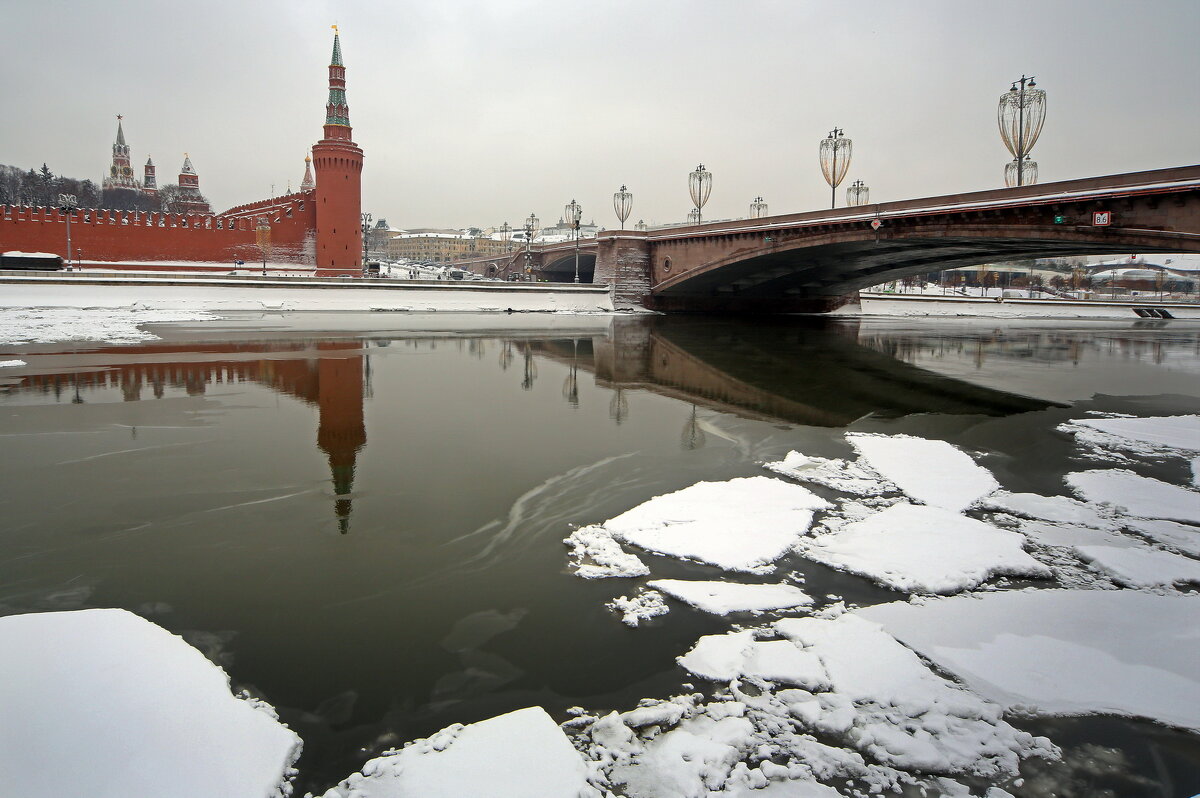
top-left (0, 307), bottom-right (219, 345)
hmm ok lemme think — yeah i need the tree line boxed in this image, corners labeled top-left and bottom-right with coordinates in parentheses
top-left (0, 163), bottom-right (205, 213)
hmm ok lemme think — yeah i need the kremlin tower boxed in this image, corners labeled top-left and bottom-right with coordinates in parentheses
top-left (143, 156), bottom-right (157, 196)
top-left (103, 116), bottom-right (140, 192)
top-left (312, 28), bottom-right (364, 277)
top-left (300, 155), bottom-right (315, 192)
top-left (173, 154), bottom-right (211, 214)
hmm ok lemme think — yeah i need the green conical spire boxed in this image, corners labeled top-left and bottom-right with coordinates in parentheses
top-left (331, 31), bottom-right (343, 66)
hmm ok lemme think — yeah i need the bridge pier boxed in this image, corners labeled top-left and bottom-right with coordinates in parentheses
top-left (594, 231), bottom-right (651, 307)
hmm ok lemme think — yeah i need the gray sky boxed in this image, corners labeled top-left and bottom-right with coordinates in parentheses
top-left (5, 0), bottom-right (1198, 228)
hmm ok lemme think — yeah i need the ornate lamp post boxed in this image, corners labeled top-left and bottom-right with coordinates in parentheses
top-left (255, 217), bottom-right (271, 277)
top-left (499, 221), bottom-right (512, 252)
top-left (688, 164), bottom-right (712, 224)
top-left (819, 128), bottom-right (852, 209)
top-left (998, 75), bottom-right (1047, 187)
top-left (57, 194), bottom-right (78, 270)
top-left (564, 199), bottom-right (583, 283)
top-left (846, 179), bottom-right (869, 206)
top-left (613, 185), bottom-right (633, 230)
top-left (750, 196), bottom-right (768, 219)
top-left (523, 211), bottom-right (539, 280)
top-left (360, 212), bottom-right (372, 275)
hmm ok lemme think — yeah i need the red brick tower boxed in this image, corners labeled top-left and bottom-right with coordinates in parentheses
top-left (312, 29), bottom-right (364, 277)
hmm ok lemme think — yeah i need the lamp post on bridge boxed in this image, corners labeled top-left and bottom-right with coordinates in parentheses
top-left (565, 199), bottom-right (582, 283)
top-left (688, 164), bottom-right (712, 225)
top-left (750, 196), bottom-right (768, 219)
top-left (523, 212), bottom-right (539, 281)
top-left (819, 128), bottom-right (852, 209)
top-left (499, 221), bottom-right (512, 252)
top-left (846, 179), bottom-right (869, 207)
top-left (999, 75), bottom-right (1046, 187)
top-left (57, 194), bottom-right (77, 271)
top-left (613, 185), bottom-right (633, 230)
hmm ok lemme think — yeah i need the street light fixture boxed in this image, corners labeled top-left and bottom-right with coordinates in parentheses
top-left (750, 196), bottom-right (768, 219)
top-left (999, 75), bottom-right (1046, 187)
top-left (564, 199), bottom-right (582, 283)
top-left (613, 185), bottom-right (633, 230)
top-left (499, 221), bottom-right (512, 252)
top-left (57, 194), bottom-right (78, 271)
top-left (688, 164), bottom-right (712, 224)
top-left (846, 179), bottom-right (869, 206)
top-left (255, 217), bottom-right (271, 277)
top-left (360, 212), bottom-right (372, 276)
top-left (524, 212), bottom-right (539, 281)
top-left (819, 128), bottom-right (852, 209)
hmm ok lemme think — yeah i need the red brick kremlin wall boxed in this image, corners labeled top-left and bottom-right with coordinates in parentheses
top-left (0, 191), bottom-right (317, 264)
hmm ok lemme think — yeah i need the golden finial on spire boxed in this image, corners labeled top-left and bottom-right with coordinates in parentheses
top-left (331, 24), bottom-right (338, 32)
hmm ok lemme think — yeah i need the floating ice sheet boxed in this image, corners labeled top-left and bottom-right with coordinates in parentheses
top-left (649, 579), bottom-right (813, 615)
top-left (0, 359), bottom-right (24, 367)
top-left (0, 608), bottom-right (300, 798)
top-left (764, 451), bottom-right (890, 496)
top-left (319, 707), bottom-right (597, 798)
top-left (564, 525), bottom-right (650, 579)
top-left (603, 477), bottom-right (830, 573)
top-left (1125, 517), bottom-right (1200, 557)
top-left (1060, 414), bottom-right (1200, 457)
top-left (609, 590), bottom-right (670, 627)
top-left (847, 433), bottom-right (998, 512)
top-left (1076, 544), bottom-right (1200, 588)
top-left (859, 589), bottom-right (1200, 732)
top-left (797, 503), bottom-right (1051, 594)
top-left (0, 307), bottom-right (218, 345)
top-left (1066, 468), bottom-right (1200, 524)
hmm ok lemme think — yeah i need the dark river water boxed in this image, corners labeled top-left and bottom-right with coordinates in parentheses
top-left (1, 313), bottom-right (1198, 796)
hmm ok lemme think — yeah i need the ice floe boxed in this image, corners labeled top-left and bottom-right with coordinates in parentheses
top-left (847, 433), bottom-right (999, 512)
top-left (981, 490), bottom-right (1119, 530)
top-left (0, 359), bottom-right (24, 367)
top-left (599, 477), bottom-right (830, 573)
top-left (1066, 468), bottom-right (1200, 524)
top-left (764, 451), bottom-right (891, 496)
top-left (609, 590), bottom-right (671, 627)
top-left (649, 579), bottom-right (814, 615)
top-left (796, 502), bottom-right (1051, 594)
top-left (0, 307), bottom-right (218, 345)
top-left (1124, 516), bottom-right (1200, 557)
top-left (1075, 544), bottom-right (1200, 587)
top-left (564, 525), bottom-right (649, 578)
top-left (318, 706), bottom-right (598, 798)
top-left (1059, 414), bottom-right (1200, 458)
top-left (0, 608), bottom-right (300, 798)
top-left (859, 589), bottom-right (1200, 732)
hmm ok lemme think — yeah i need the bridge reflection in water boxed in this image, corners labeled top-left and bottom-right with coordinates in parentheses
top-left (6, 316), bottom-right (1082, 534)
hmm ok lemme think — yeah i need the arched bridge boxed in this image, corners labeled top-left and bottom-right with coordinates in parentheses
top-left (459, 165), bottom-right (1200, 312)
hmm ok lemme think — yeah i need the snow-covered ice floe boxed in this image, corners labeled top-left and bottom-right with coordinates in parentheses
top-left (1058, 414), bottom-right (1200, 459)
top-left (0, 307), bottom-right (218, 345)
top-left (0, 608), bottom-right (300, 798)
top-left (591, 477), bottom-right (830, 573)
top-left (0, 359), bottom-right (24, 367)
top-left (648, 579), bottom-right (814, 615)
top-left (859, 589), bottom-right (1200, 733)
top-left (318, 707), bottom-right (597, 798)
top-left (564, 525), bottom-right (650, 578)
top-left (847, 433), bottom-right (998, 512)
top-left (609, 590), bottom-right (671, 626)
top-left (1067, 468), bottom-right (1200, 524)
top-left (764, 451), bottom-right (891, 497)
top-left (797, 502), bottom-right (1051, 594)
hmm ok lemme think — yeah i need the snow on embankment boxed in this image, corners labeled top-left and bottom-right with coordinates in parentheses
top-left (859, 590), bottom-right (1200, 732)
top-left (0, 608), bottom-right (300, 798)
top-left (0, 307), bottom-right (217, 345)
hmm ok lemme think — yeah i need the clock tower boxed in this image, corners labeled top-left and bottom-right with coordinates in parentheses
top-left (103, 116), bottom-right (141, 192)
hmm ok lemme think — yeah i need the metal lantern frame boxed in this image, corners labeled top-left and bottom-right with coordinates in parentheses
top-left (613, 185), bottom-right (633, 229)
top-left (688, 164), bottom-right (712, 224)
top-left (499, 221), bottom-right (512, 252)
top-left (998, 75), bottom-right (1046, 187)
top-left (564, 199), bottom-right (583, 283)
top-left (58, 193), bottom-right (78, 270)
top-left (749, 196), bottom-right (768, 219)
top-left (687, 208), bottom-right (701, 225)
top-left (523, 212), bottom-right (539, 279)
top-left (846, 179), bottom-right (869, 207)
top-left (819, 128), bottom-right (852, 208)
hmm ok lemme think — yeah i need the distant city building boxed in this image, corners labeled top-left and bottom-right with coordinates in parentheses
top-left (385, 229), bottom-right (509, 263)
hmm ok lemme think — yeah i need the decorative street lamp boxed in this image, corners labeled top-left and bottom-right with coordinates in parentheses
top-left (613, 185), bottom-right (633, 229)
top-left (634, 219), bottom-right (648, 232)
top-left (846, 179), bottom-right (869, 206)
top-left (360, 212), bottom-right (372, 275)
top-left (523, 212), bottom-right (539, 280)
top-left (998, 75), bottom-right (1047, 187)
top-left (819, 128), bottom-right (852, 209)
top-left (57, 194), bottom-right (77, 270)
top-left (255, 217), bottom-right (271, 277)
top-left (750, 196), bottom-right (768, 219)
top-left (565, 199), bottom-right (583, 283)
top-left (499, 221), bottom-right (512, 252)
top-left (688, 164), bottom-right (712, 224)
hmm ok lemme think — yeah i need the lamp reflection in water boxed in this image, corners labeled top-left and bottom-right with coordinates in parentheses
top-left (609, 388), bottom-right (629, 425)
top-left (562, 339), bottom-right (580, 408)
top-left (680, 404), bottom-right (705, 450)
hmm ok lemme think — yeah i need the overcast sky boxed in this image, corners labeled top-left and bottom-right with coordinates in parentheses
top-left (5, 0), bottom-right (1198, 228)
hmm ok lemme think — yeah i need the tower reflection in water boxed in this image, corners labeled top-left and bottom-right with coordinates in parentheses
top-left (13, 340), bottom-right (368, 534)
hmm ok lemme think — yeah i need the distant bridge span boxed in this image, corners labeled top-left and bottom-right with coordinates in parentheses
top-left (458, 165), bottom-right (1200, 312)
